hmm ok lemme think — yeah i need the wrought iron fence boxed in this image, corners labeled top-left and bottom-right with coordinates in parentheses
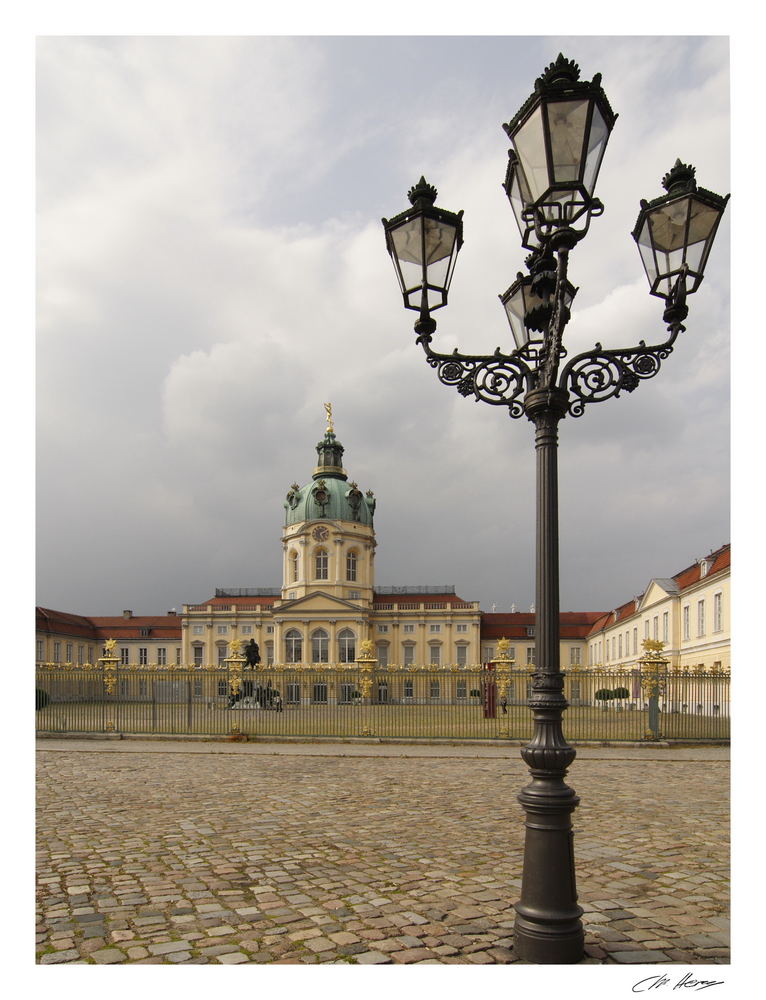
top-left (35, 663), bottom-right (730, 742)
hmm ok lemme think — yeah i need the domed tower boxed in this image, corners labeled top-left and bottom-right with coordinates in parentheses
top-left (281, 407), bottom-right (376, 607)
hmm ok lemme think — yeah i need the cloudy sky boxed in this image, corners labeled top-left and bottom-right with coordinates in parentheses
top-left (35, 34), bottom-right (731, 617)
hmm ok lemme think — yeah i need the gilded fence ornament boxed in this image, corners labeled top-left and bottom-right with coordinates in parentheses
top-left (98, 639), bottom-right (120, 695)
top-left (225, 644), bottom-right (247, 698)
top-left (358, 639), bottom-right (375, 660)
top-left (491, 638), bottom-right (514, 701)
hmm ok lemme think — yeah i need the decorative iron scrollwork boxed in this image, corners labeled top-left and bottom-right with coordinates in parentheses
top-left (425, 346), bottom-right (533, 418)
top-left (562, 337), bottom-right (677, 417)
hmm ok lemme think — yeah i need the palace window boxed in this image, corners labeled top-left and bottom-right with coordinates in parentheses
top-left (526, 647), bottom-right (535, 665)
top-left (315, 548), bottom-right (328, 580)
top-left (429, 645), bottom-right (441, 666)
top-left (456, 624), bottom-right (468, 633)
top-left (713, 592), bottom-right (723, 632)
top-left (682, 605), bottom-right (690, 641)
top-left (66, 643), bottom-right (73, 662)
top-left (312, 683), bottom-right (328, 704)
top-left (311, 629), bottom-right (329, 663)
top-left (346, 550), bottom-right (357, 582)
top-left (429, 624), bottom-right (441, 633)
top-left (139, 648), bottom-right (148, 665)
top-left (697, 600), bottom-right (705, 637)
top-left (285, 629), bottom-right (303, 663)
top-left (338, 629), bottom-right (356, 663)
top-left (217, 644), bottom-right (228, 665)
top-left (53, 641), bottom-right (61, 662)
top-left (241, 625), bottom-right (252, 635)
top-left (633, 628), bottom-right (638, 655)
top-left (121, 647), bottom-right (130, 665)
top-left (192, 625), bottom-right (203, 635)
top-left (662, 612), bottom-right (669, 644)
top-left (377, 624), bottom-right (389, 633)
top-left (217, 625), bottom-right (228, 635)
top-left (36, 639), bottom-right (43, 661)
top-left (290, 550), bottom-right (299, 582)
top-left (78, 645), bottom-right (84, 665)
top-left (176, 648), bottom-right (182, 664)
top-left (456, 678), bottom-right (467, 699)
top-left (456, 645), bottom-right (467, 666)
top-left (653, 616), bottom-right (659, 640)
top-left (377, 644), bottom-right (389, 667)
top-left (157, 648), bottom-right (166, 666)
top-left (570, 647), bottom-right (581, 665)
top-left (193, 646), bottom-right (203, 666)
top-left (429, 678), bottom-right (441, 698)
top-left (403, 624), bottom-right (414, 634)
top-left (403, 644), bottom-right (415, 666)
top-left (404, 678), bottom-right (414, 699)
top-left (286, 683), bottom-right (300, 704)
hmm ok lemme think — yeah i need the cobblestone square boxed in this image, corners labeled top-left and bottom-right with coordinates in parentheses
top-left (35, 740), bottom-right (729, 966)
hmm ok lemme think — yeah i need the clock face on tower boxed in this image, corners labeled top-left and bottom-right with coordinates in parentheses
top-left (312, 525), bottom-right (329, 541)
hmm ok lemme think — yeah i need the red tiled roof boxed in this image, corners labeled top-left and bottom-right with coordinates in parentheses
top-left (373, 593), bottom-right (473, 606)
top-left (37, 608), bottom-right (182, 641)
top-left (36, 607), bottom-right (99, 640)
top-left (481, 611), bottom-right (604, 640)
top-left (189, 595), bottom-right (281, 609)
top-left (585, 544), bottom-right (730, 638)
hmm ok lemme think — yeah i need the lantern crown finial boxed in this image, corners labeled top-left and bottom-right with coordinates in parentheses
top-left (537, 53), bottom-right (581, 90)
top-left (661, 159), bottom-right (697, 197)
top-left (408, 176), bottom-right (438, 207)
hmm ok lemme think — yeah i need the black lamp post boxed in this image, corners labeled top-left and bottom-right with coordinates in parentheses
top-left (382, 53), bottom-right (728, 964)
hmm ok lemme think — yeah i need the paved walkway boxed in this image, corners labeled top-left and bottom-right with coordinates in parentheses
top-left (36, 739), bottom-right (729, 966)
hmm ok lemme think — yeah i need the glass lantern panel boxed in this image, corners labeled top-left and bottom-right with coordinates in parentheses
top-left (390, 217), bottom-right (426, 265)
top-left (582, 104), bottom-right (609, 196)
top-left (687, 198), bottom-right (721, 248)
top-left (514, 105), bottom-right (549, 203)
top-left (422, 216), bottom-right (458, 266)
top-left (638, 233), bottom-right (658, 284)
top-left (546, 99), bottom-right (589, 183)
top-left (502, 290), bottom-right (529, 350)
top-left (647, 199), bottom-right (692, 254)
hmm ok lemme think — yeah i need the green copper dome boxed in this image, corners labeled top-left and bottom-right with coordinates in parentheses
top-left (284, 431), bottom-right (376, 527)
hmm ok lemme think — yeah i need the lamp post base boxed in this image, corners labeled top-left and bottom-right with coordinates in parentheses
top-left (513, 771), bottom-right (584, 963)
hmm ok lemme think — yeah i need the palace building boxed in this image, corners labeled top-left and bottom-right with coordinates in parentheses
top-left (35, 416), bottom-right (729, 674)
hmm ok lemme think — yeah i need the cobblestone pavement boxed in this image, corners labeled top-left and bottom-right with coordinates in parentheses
top-left (36, 741), bottom-right (729, 966)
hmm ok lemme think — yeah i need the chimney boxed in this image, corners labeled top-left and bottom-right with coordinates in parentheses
top-left (123, 610), bottom-right (132, 619)
top-left (167, 609), bottom-right (177, 616)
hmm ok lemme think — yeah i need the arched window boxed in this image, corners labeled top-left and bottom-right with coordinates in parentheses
top-left (346, 550), bottom-right (357, 582)
top-left (285, 629), bottom-right (303, 663)
top-left (311, 628), bottom-right (329, 663)
top-left (338, 628), bottom-right (356, 663)
top-left (315, 548), bottom-right (328, 580)
top-left (289, 550), bottom-right (299, 583)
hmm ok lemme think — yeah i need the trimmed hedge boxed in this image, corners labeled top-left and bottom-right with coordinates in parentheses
top-left (36, 688), bottom-right (49, 710)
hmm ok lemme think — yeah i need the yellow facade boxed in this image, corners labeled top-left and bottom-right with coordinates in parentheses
top-left (587, 548), bottom-right (730, 672)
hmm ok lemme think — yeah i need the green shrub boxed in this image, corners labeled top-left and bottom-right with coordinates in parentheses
top-left (469, 689), bottom-right (481, 698)
top-left (36, 688), bottom-right (49, 710)
top-left (612, 686), bottom-right (630, 699)
top-left (594, 688), bottom-right (613, 701)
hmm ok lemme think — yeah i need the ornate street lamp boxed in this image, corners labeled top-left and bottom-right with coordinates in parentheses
top-left (382, 53), bottom-right (728, 965)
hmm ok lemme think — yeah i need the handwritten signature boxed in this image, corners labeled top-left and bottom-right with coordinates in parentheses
top-left (632, 972), bottom-right (725, 993)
